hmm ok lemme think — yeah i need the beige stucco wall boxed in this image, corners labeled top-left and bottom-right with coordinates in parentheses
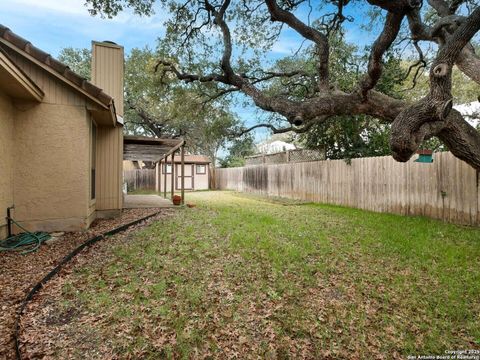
top-left (0, 90), bottom-right (14, 239)
top-left (12, 102), bottom-right (91, 232)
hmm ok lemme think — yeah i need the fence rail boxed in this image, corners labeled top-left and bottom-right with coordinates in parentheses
top-left (216, 152), bottom-right (480, 226)
top-left (124, 169), bottom-right (156, 191)
top-left (245, 148), bottom-right (326, 166)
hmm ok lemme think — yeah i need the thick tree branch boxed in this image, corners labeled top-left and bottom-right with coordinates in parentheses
top-left (367, 0), bottom-right (421, 13)
top-left (407, 0), bottom-right (480, 87)
top-left (156, 60), bottom-right (227, 84)
top-left (391, 7), bottom-right (480, 167)
top-left (265, 0), bottom-right (330, 90)
top-left (232, 118), bottom-right (318, 137)
top-left (155, 0), bottom-right (480, 170)
top-left (428, 0), bottom-right (451, 16)
top-left (455, 45), bottom-right (480, 84)
top-left (360, 11), bottom-right (405, 97)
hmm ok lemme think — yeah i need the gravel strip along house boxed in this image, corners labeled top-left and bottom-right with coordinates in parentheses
top-left (0, 25), bottom-right (125, 237)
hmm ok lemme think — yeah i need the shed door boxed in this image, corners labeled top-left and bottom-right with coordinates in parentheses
top-left (176, 164), bottom-right (194, 190)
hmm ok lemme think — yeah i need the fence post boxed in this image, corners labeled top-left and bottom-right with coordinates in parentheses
top-left (286, 150), bottom-right (290, 163)
top-left (477, 170), bottom-right (480, 225)
top-left (171, 152), bottom-right (175, 200)
top-left (181, 143), bottom-right (185, 205)
top-left (163, 160), bottom-right (167, 198)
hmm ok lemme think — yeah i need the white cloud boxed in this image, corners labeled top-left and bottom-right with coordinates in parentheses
top-left (6, 0), bottom-right (91, 17)
top-left (0, 0), bottom-right (167, 55)
top-left (3, 0), bottom-right (167, 26)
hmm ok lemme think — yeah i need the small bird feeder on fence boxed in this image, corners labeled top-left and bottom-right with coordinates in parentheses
top-left (415, 149), bottom-right (434, 163)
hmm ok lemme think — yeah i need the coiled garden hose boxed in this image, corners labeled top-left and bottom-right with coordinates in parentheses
top-left (0, 218), bottom-right (50, 254)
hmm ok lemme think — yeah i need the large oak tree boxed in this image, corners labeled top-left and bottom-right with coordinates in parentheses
top-left (85, 0), bottom-right (480, 169)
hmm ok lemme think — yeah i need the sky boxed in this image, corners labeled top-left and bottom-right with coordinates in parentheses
top-left (0, 0), bottom-right (376, 144)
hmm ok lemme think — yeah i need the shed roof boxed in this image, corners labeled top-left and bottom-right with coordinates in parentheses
top-left (161, 155), bottom-right (211, 164)
top-left (123, 136), bottom-right (184, 162)
top-left (0, 24), bottom-right (113, 109)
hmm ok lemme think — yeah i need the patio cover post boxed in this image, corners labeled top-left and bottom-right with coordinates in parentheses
top-left (181, 144), bottom-right (185, 205)
top-left (163, 158), bottom-right (167, 198)
top-left (171, 151), bottom-right (175, 200)
top-left (155, 161), bottom-right (160, 193)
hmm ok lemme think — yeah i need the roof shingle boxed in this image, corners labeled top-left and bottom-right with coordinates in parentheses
top-left (0, 24), bottom-right (113, 107)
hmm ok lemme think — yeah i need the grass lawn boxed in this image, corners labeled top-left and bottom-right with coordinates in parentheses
top-left (31, 191), bottom-right (480, 359)
top-left (127, 189), bottom-right (162, 195)
top-left (127, 189), bottom-right (204, 196)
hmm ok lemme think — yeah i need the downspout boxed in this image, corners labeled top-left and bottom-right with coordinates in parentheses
top-left (6, 205), bottom-right (14, 237)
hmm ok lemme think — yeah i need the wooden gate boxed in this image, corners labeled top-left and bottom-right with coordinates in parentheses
top-left (123, 169), bottom-right (156, 191)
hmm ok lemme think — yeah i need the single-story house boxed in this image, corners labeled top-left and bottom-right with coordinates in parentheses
top-left (0, 25), bottom-right (124, 238)
top-left (157, 155), bottom-right (211, 191)
top-left (257, 140), bottom-right (297, 154)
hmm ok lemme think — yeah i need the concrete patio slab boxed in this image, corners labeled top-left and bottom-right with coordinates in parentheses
top-left (123, 195), bottom-right (175, 209)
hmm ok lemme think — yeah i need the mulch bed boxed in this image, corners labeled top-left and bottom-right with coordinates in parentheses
top-left (0, 208), bottom-right (174, 359)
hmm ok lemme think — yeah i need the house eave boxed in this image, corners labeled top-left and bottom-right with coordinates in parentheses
top-left (0, 49), bottom-right (43, 102)
top-left (88, 102), bottom-right (118, 127)
top-left (0, 37), bottom-right (110, 110)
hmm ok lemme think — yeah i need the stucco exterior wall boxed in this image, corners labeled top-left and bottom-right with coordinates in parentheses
top-left (13, 102), bottom-right (91, 232)
top-left (0, 91), bottom-right (14, 239)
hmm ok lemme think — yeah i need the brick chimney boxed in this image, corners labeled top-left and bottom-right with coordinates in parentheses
top-left (91, 41), bottom-right (124, 117)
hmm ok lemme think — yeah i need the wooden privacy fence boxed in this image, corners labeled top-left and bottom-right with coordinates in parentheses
top-left (124, 169), bottom-right (156, 191)
top-left (246, 148), bottom-right (326, 166)
top-left (216, 152), bottom-right (480, 226)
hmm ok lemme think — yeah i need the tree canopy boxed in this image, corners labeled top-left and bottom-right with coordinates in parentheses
top-left (60, 46), bottom-right (242, 165)
top-left (83, 0), bottom-right (480, 169)
top-left (219, 134), bottom-right (256, 167)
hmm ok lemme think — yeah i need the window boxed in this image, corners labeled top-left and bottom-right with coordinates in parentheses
top-left (196, 164), bottom-right (206, 174)
top-left (163, 163), bottom-right (172, 174)
top-left (90, 121), bottom-right (97, 200)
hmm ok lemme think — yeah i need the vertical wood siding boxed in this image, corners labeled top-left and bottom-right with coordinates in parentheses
top-left (91, 41), bottom-right (124, 211)
top-left (216, 152), bottom-right (480, 226)
top-left (91, 42), bottom-right (124, 116)
top-left (4, 49), bottom-right (87, 106)
top-left (96, 126), bottom-right (123, 210)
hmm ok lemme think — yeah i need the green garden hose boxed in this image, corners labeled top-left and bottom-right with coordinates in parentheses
top-left (0, 218), bottom-right (50, 254)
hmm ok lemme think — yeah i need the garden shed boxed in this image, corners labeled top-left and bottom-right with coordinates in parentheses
top-left (158, 155), bottom-right (211, 192)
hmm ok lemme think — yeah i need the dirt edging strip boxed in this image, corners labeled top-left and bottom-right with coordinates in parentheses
top-left (14, 210), bottom-right (163, 360)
